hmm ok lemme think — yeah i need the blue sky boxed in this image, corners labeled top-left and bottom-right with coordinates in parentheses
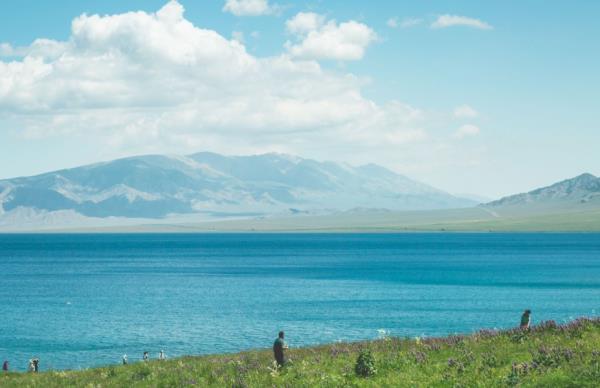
top-left (0, 0), bottom-right (599, 198)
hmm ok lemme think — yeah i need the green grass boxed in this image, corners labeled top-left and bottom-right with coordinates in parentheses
top-left (3, 318), bottom-right (600, 387)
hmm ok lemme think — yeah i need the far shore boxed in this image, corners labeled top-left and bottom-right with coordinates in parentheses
top-left (3, 200), bottom-right (600, 234)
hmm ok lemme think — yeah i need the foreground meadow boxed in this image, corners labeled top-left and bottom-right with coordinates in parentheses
top-left (2, 318), bottom-right (599, 387)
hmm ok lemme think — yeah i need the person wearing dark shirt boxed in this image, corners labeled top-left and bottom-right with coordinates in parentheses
top-left (273, 331), bottom-right (288, 367)
top-left (2, 360), bottom-right (8, 372)
top-left (520, 309), bottom-right (531, 329)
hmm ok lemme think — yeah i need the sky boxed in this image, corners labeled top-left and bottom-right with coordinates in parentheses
top-left (0, 0), bottom-right (599, 199)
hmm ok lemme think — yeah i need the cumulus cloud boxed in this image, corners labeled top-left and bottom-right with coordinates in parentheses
top-left (223, 0), bottom-right (274, 16)
top-left (285, 12), bottom-right (377, 61)
top-left (0, 39), bottom-right (67, 59)
top-left (431, 15), bottom-right (492, 30)
top-left (454, 105), bottom-right (478, 119)
top-left (286, 12), bottom-right (325, 35)
top-left (0, 1), bottom-right (429, 163)
top-left (454, 124), bottom-right (481, 138)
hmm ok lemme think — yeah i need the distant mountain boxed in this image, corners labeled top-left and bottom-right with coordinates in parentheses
top-left (484, 173), bottom-right (600, 211)
top-left (0, 152), bottom-right (474, 228)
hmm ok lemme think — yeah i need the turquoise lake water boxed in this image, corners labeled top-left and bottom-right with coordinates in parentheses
top-left (1, 233), bottom-right (599, 371)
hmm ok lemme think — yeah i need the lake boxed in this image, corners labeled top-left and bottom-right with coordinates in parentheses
top-left (1, 233), bottom-right (599, 371)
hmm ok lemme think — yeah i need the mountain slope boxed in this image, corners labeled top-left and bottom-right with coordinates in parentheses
top-left (0, 152), bottom-right (474, 226)
top-left (486, 173), bottom-right (600, 207)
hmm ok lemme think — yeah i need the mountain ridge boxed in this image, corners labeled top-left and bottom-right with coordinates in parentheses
top-left (485, 173), bottom-right (600, 208)
top-left (0, 152), bottom-right (474, 227)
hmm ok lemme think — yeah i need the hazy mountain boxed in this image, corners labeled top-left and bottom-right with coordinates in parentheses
top-left (486, 173), bottom-right (600, 207)
top-left (0, 152), bottom-right (474, 228)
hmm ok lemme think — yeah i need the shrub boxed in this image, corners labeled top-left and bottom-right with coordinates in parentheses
top-left (481, 352), bottom-right (499, 368)
top-left (355, 349), bottom-right (377, 377)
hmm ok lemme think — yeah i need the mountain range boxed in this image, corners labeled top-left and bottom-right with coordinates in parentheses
top-left (485, 173), bottom-right (600, 210)
top-left (1, 152), bottom-right (598, 231)
top-left (0, 152), bottom-right (474, 229)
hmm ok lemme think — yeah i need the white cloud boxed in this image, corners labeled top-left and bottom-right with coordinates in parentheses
top-left (0, 1), bottom-right (428, 163)
top-left (454, 105), bottom-right (478, 119)
top-left (286, 12), bottom-right (325, 35)
top-left (431, 15), bottom-right (492, 30)
top-left (387, 17), bottom-right (422, 29)
top-left (0, 43), bottom-right (14, 56)
top-left (285, 12), bottom-right (377, 61)
top-left (454, 124), bottom-right (481, 138)
top-left (222, 0), bottom-right (274, 16)
top-left (0, 39), bottom-right (67, 58)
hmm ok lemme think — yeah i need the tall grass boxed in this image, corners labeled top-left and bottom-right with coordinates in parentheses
top-left (2, 317), bottom-right (599, 387)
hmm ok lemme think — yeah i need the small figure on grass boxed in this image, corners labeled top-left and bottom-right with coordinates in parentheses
top-left (2, 360), bottom-right (8, 372)
top-left (520, 309), bottom-right (532, 329)
top-left (122, 354), bottom-right (128, 365)
top-left (273, 331), bottom-right (289, 367)
top-left (29, 358), bottom-right (39, 372)
top-left (143, 351), bottom-right (149, 362)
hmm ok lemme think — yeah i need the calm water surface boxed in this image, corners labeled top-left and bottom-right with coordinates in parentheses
top-left (1, 233), bottom-right (599, 371)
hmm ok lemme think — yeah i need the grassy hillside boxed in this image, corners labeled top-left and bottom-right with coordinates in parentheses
top-left (2, 318), bottom-right (599, 387)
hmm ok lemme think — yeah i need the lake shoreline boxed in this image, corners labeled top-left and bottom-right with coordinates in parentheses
top-left (2, 317), bottom-right (600, 387)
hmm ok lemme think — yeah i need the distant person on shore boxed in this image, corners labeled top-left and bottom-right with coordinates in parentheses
top-left (273, 331), bottom-right (288, 367)
top-left (159, 350), bottom-right (166, 360)
top-left (122, 354), bottom-right (128, 365)
top-left (2, 360), bottom-right (8, 372)
top-left (28, 359), bottom-right (35, 372)
top-left (520, 309), bottom-right (531, 329)
top-left (143, 351), bottom-right (149, 362)
top-left (32, 358), bottom-right (39, 372)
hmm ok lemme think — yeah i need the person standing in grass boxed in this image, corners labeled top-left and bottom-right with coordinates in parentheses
top-left (122, 354), bottom-right (128, 365)
top-left (273, 331), bottom-right (288, 367)
top-left (143, 351), bottom-right (149, 362)
top-left (520, 309), bottom-right (531, 329)
top-left (2, 360), bottom-right (8, 372)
